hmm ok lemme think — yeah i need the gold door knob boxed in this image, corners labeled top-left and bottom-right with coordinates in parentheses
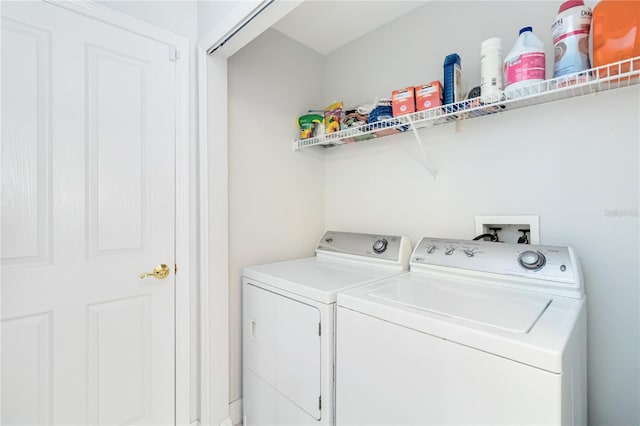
top-left (139, 264), bottom-right (170, 280)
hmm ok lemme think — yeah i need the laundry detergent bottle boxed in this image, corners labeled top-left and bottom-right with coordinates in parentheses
top-left (552, 0), bottom-right (592, 77)
top-left (591, 0), bottom-right (640, 76)
top-left (504, 27), bottom-right (546, 97)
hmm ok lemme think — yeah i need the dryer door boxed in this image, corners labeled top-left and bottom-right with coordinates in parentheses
top-left (245, 283), bottom-right (322, 419)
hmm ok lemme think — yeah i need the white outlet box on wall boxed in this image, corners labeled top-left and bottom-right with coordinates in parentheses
top-left (474, 215), bottom-right (540, 245)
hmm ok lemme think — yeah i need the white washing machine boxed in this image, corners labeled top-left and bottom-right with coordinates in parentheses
top-left (336, 237), bottom-right (587, 425)
top-left (242, 231), bottom-right (411, 426)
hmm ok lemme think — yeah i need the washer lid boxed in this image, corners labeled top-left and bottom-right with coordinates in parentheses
top-left (339, 272), bottom-right (585, 372)
top-left (368, 276), bottom-right (552, 333)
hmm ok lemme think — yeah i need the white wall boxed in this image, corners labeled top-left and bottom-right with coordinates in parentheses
top-left (95, 0), bottom-right (198, 42)
top-left (197, 0), bottom-right (239, 41)
top-left (227, 28), bottom-right (326, 404)
top-left (321, 1), bottom-right (639, 425)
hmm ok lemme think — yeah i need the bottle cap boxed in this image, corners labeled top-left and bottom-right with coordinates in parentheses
top-left (443, 53), bottom-right (461, 66)
top-left (519, 26), bottom-right (533, 35)
top-left (558, 0), bottom-right (584, 13)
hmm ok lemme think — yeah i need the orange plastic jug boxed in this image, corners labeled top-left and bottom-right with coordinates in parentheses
top-left (592, 0), bottom-right (640, 76)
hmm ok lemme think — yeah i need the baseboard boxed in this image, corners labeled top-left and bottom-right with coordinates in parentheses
top-left (229, 398), bottom-right (243, 426)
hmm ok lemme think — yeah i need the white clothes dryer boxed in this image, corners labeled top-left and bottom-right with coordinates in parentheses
top-left (336, 237), bottom-right (587, 425)
top-left (242, 231), bottom-right (411, 426)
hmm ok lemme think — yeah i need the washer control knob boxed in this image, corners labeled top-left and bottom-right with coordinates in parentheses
top-left (426, 245), bottom-right (437, 254)
top-left (445, 247), bottom-right (455, 256)
top-left (518, 250), bottom-right (546, 270)
top-left (463, 249), bottom-right (475, 257)
top-left (373, 239), bottom-right (388, 254)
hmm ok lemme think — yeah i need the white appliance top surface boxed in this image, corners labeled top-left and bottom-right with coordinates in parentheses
top-left (339, 272), bottom-right (585, 372)
top-left (243, 257), bottom-right (405, 304)
top-left (368, 275), bottom-right (551, 333)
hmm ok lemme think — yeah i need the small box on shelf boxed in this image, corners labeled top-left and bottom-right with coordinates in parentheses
top-left (392, 87), bottom-right (416, 116)
top-left (415, 81), bottom-right (443, 112)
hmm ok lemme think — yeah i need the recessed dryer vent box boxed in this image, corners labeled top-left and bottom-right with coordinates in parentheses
top-left (475, 215), bottom-right (540, 244)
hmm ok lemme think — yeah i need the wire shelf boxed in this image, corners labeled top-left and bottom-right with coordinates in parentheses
top-left (292, 57), bottom-right (640, 152)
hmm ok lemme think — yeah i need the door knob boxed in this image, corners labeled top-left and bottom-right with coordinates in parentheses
top-left (139, 264), bottom-right (170, 280)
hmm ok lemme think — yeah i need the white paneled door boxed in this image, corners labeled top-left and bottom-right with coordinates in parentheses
top-left (1, 1), bottom-right (177, 424)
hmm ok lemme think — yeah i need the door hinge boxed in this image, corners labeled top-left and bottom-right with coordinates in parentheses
top-left (318, 322), bottom-right (321, 336)
top-left (169, 46), bottom-right (180, 62)
top-left (319, 396), bottom-right (322, 410)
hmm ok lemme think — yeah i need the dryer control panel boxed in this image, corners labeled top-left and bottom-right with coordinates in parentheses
top-left (316, 231), bottom-right (411, 268)
top-left (411, 237), bottom-right (583, 298)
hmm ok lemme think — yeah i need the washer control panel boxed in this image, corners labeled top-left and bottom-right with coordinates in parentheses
top-left (317, 231), bottom-right (405, 262)
top-left (411, 237), bottom-right (577, 284)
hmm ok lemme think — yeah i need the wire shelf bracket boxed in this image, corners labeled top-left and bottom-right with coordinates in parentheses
top-left (406, 116), bottom-right (437, 179)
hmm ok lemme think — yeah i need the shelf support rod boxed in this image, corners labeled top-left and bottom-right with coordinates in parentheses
top-left (406, 118), bottom-right (437, 179)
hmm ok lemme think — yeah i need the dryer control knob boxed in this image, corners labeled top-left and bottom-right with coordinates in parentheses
top-left (373, 239), bottom-right (388, 254)
top-left (518, 250), bottom-right (546, 270)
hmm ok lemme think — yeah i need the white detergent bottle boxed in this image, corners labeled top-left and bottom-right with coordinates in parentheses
top-left (504, 27), bottom-right (546, 98)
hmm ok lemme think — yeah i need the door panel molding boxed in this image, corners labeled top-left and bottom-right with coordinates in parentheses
top-left (86, 43), bottom-right (149, 258)
top-left (0, 17), bottom-right (52, 266)
top-left (1, 312), bottom-right (53, 425)
top-left (87, 296), bottom-right (151, 425)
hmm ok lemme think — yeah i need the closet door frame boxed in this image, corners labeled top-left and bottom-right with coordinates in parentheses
top-left (197, 2), bottom-right (302, 424)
